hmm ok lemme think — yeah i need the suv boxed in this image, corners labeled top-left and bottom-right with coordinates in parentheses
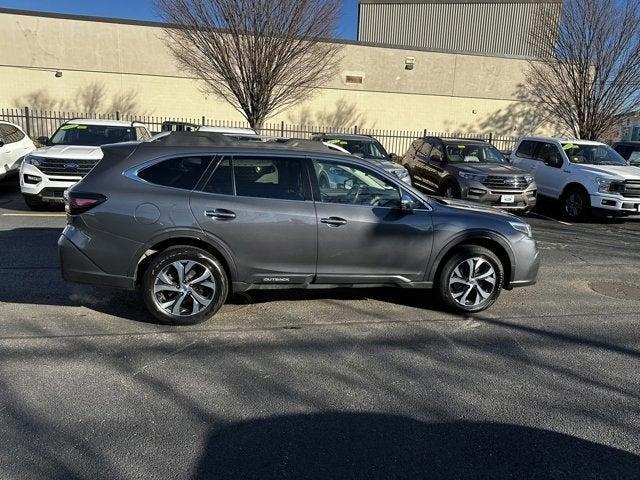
top-left (402, 137), bottom-right (537, 212)
top-left (612, 141), bottom-right (640, 167)
top-left (20, 119), bottom-right (151, 209)
top-left (58, 131), bottom-right (539, 325)
top-left (510, 137), bottom-right (640, 220)
top-left (310, 133), bottom-right (411, 184)
top-left (0, 121), bottom-right (35, 180)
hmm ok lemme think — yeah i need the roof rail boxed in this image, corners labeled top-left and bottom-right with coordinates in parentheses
top-left (148, 131), bottom-right (234, 147)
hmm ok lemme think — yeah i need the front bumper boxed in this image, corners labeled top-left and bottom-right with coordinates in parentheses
top-left (20, 162), bottom-right (79, 202)
top-left (461, 182), bottom-right (537, 211)
top-left (590, 193), bottom-right (640, 215)
top-left (507, 236), bottom-right (540, 289)
top-left (58, 232), bottom-right (135, 290)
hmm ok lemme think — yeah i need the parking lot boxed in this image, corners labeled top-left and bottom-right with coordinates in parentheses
top-left (1, 177), bottom-right (640, 478)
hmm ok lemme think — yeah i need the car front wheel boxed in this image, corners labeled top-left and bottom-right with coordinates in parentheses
top-left (140, 246), bottom-right (228, 325)
top-left (560, 187), bottom-right (590, 221)
top-left (437, 246), bottom-right (504, 314)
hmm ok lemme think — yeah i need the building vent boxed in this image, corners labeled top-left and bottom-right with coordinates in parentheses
top-left (345, 75), bottom-right (364, 84)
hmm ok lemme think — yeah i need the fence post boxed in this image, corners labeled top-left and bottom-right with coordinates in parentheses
top-left (202, 116), bottom-right (205, 126)
top-left (116, 111), bottom-right (120, 120)
top-left (488, 132), bottom-right (493, 144)
top-left (354, 125), bottom-right (358, 134)
top-left (24, 107), bottom-right (31, 137)
top-left (280, 121), bottom-right (285, 137)
top-left (423, 128), bottom-right (427, 138)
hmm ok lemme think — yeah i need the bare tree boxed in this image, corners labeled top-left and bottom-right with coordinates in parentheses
top-left (527, 0), bottom-right (640, 140)
top-left (75, 82), bottom-right (107, 113)
top-left (156, 0), bottom-right (343, 129)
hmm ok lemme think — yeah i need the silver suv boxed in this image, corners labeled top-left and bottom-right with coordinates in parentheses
top-left (59, 132), bottom-right (539, 325)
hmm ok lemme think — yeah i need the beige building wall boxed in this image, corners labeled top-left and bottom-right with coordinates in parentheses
top-left (0, 9), bottom-right (553, 136)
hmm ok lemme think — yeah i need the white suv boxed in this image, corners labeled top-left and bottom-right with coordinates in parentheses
top-left (510, 136), bottom-right (640, 220)
top-left (0, 121), bottom-right (35, 180)
top-left (20, 119), bottom-right (151, 209)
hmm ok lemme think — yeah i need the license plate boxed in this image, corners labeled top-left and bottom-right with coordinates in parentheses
top-left (501, 195), bottom-right (515, 203)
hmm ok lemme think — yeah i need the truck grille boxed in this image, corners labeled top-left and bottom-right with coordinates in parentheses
top-left (36, 158), bottom-right (99, 177)
top-left (482, 175), bottom-right (529, 192)
top-left (622, 180), bottom-right (640, 198)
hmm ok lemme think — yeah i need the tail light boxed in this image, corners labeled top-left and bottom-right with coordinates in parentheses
top-left (65, 192), bottom-right (107, 215)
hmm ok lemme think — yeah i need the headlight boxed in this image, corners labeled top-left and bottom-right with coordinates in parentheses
top-left (524, 175), bottom-right (534, 183)
top-left (458, 172), bottom-right (487, 182)
top-left (23, 155), bottom-right (42, 167)
top-left (509, 221), bottom-right (532, 237)
top-left (595, 177), bottom-right (624, 194)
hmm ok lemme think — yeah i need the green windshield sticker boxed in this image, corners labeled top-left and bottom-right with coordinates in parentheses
top-left (562, 143), bottom-right (578, 151)
top-left (457, 145), bottom-right (466, 149)
top-left (61, 124), bottom-right (88, 130)
top-left (326, 139), bottom-right (347, 146)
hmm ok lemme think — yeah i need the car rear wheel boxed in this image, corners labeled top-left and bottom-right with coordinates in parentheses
top-left (440, 181), bottom-right (461, 199)
top-left (437, 246), bottom-right (504, 314)
top-left (140, 246), bottom-right (228, 325)
top-left (560, 186), bottom-right (590, 221)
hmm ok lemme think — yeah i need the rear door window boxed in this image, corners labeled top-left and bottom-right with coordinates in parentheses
top-left (202, 158), bottom-right (233, 195)
top-left (138, 156), bottom-right (212, 190)
top-left (414, 141), bottom-right (433, 162)
top-left (535, 143), bottom-right (563, 167)
top-left (233, 156), bottom-right (307, 201)
top-left (515, 140), bottom-right (538, 159)
top-left (0, 124), bottom-right (25, 144)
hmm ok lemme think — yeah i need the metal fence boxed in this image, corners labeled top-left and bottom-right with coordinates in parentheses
top-left (0, 107), bottom-right (518, 154)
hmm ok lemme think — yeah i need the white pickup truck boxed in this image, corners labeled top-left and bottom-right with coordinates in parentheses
top-left (510, 136), bottom-right (640, 220)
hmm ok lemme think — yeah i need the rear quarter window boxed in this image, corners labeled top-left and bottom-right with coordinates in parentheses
top-left (138, 156), bottom-right (211, 190)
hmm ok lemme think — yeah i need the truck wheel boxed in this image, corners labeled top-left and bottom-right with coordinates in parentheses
top-left (436, 245), bottom-right (504, 314)
top-left (140, 246), bottom-right (229, 325)
top-left (560, 186), bottom-right (590, 221)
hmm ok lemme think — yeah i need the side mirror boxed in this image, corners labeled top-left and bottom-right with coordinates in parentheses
top-left (37, 136), bottom-right (50, 146)
top-left (430, 155), bottom-right (443, 163)
top-left (399, 194), bottom-right (415, 214)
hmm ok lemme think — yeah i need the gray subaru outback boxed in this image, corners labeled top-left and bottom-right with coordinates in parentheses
top-left (59, 132), bottom-right (539, 325)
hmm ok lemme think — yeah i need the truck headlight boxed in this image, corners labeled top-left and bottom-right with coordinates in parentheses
top-left (524, 175), bottom-right (534, 183)
top-left (595, 177), bottom-right (624, 194)
top-left (509, 221), bottom-right (532, 237)
top-left (393, 168), bottom-right (410, 182)
top-left (459, 172), bottom-right (487, 182)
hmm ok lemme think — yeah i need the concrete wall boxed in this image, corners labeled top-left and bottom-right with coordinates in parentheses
top-left (0, 9), bottom-right (553, 136)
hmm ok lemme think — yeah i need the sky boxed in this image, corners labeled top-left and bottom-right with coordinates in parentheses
top-left (0, 0), bottom-right (360, 39)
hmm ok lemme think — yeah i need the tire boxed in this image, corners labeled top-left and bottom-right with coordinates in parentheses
top-left (560, 186), bottom-right (590, 221)
top-left (23, 194), bottom-right (47, 211)
top-left (440, 181), bottom-right (461, 199)
top-left (436, 245), bottom-right (504, 314)
top-left (140, 246), bottom-right (229, 325)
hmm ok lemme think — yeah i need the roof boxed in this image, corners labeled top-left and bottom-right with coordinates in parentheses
top-left (423, 136), bottom-right (488, 144)
top-left (312, 133), bottom-right (377, 142)
top-left (520, 136), bottom-right (607, 146)
top-left (63, 118), bottom-right (147, 127)
top-left (198, 126), bottom-right (258, 135)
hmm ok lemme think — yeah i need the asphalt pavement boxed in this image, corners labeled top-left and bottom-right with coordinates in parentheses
top-left (1, 177), bottom-right (639, 479)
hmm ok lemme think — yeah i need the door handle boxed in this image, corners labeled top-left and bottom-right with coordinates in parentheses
top-left (321, 217), bottom-right (347, 227)
top-left (204, 209), bottom-right (236, 220)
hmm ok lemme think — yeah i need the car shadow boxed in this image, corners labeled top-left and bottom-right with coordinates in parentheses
top-left (192, 412), bottom-right (640, 479)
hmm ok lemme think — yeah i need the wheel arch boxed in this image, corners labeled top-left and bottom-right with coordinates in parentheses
top-left (131, 230), bottom-right (237, 288)
top-left (427, 231), bottom-right (515, 288)
top-left (560, 181), bottom-right (590, 199)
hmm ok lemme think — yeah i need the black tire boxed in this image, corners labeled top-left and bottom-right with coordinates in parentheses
top-left (440, 181), bottom-right (461, 199)
top-left (436, 245), bottom-right (504, 314)
top-left (140, 246), bottom-right (229, 325)
top-left (560, 186), bottom-right (590, 221)
top-left (23, 194), bottom-right (47, 211)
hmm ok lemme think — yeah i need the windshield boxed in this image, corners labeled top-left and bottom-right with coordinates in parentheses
top-left (324, 139), bottom-right (389, 159)
top-left (50, 124), bottom-right (135, 146)
top-left (562, 143), bottom-right (626, 166)
top-left (445, 143), bottom-right (506, 164)
top-left (627, 147), bottom-right (640, 166)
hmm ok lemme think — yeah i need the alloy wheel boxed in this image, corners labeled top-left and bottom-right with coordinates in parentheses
top-left (564, 192), bottom-right (584, 218)
top-left (448, 257), bottom-right (497, 307)
top-left (153, 260), bottom-right (216, 317)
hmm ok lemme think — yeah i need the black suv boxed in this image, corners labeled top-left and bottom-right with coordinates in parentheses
top-left (401, 137), bottom-right (537, 212)
top-left (58, 132), bottom-right (539, 325)
top-left (612, 141), bottom-right (640, 166)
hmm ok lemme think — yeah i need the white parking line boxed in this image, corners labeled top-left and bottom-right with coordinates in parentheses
top-left (1, 213), bottom-right (66, 217)
top-left (526, 212), bottom-right (573, 226)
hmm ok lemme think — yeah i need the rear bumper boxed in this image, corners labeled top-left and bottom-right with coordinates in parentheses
top-left (58, 233), bottom-right (135, 290)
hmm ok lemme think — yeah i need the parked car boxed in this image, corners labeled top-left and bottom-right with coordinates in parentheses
top-left (0, 121), bottom-right (35, 180)
top-left (612, 141), bottom-right (640, 167)
top-left (510, 137), bottom-right (640, 220)
top-left (402, 137), bottom-right (537, 213)
top-left (59, 131), bottom-right (539, 325)
top-left (198, 126), bottom-right (261, 142)
top-left (310, 133), bottom-right (411, 184)
top-left (20, 119), bottom-right (151, 209)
